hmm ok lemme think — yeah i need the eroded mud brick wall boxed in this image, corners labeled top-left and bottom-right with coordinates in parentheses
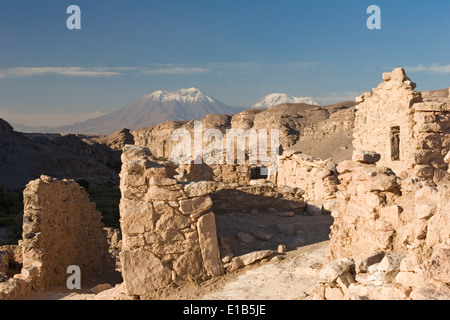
top-left (354, 68), bottom-right (450, 182)
top-left (119, 145), bottom-right (223, 297)
top-left (21, 176), bottom-right (111, 290)
top-left (1, 176), bottom-right (111, 299)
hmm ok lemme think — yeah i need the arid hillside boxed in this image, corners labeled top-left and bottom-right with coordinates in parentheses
top-left (132, 101), bottom-right (357, 163)
top-left (0, 118), bottom-right (119, 191)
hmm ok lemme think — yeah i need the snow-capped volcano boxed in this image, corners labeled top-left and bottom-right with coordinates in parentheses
top-left (51, 88), bottom-right (238, 134)
top-left (250, 93), bottom-right (320, 109)
top-left (145, 87), bottom-right (216, 104)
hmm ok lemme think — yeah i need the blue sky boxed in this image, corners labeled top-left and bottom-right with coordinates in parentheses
top-left (0, 0), bottom-right (449, 127)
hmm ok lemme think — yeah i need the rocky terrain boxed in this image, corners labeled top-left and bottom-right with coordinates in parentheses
top-left (133, 101), bottom-right (357, 162)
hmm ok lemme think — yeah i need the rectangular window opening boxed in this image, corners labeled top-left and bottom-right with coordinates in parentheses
top-left (390, 126), bottom-right (400, 161)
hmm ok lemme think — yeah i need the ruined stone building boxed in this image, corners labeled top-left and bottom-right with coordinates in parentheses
top-left (320, 69), bottom-right (450, 300)
top-left (1, 68), bottom-right (448, 300)
top-left (118, 145), bottom-right (308, 297)
top-left (354, 68), bottom-right (450, 182)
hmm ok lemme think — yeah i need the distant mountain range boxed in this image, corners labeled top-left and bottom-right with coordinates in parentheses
top-left (12, 88), bottom-right (320, 134)
top-left (248, 93), bottom-right (320, 109)
top-left (9, 88), bottom-right (447, 135)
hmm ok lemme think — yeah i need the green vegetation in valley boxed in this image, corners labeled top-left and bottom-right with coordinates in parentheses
top-left (88, 187), bottom-right (121, 229)
top-left (0, 188), bottom-right (23, 245)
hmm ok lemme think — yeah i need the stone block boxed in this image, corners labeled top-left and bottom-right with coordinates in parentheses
top-left (197, 213), bottom-right (224, 277)
top-left (352, 150), bottom-right (381, 164)
top-left (173, 250), bottom-right (204, 282)
top-left (410, 281), bottom-right (450, 300)
top-left (179, 196), bottom-right (213, 215)
top-left (120, 249), bottom-right (172, 296)
top-left (319, 258), bottom-right (355, 283)
top-left (225, 250), bottom-right (274, 272)
top-left (325, 287), bottom-right (345, 300)
top-left (355, 251), bottom-right (385, 273)
top-left (153, 201), bottom-right (175, 215)
top-left (148, 177), bottom-right (177, 186)
top-left (414, 203), bottom-right (437, 220)
top-left (395, 272), bottom-right (425, 288)
top-left (155, 214), bottom-right (191, 231)
top-left (147, 185), bottom-right (182, 201)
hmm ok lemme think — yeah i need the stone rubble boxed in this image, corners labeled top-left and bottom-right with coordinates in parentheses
top-left (314, 248), bottom-right (450, 300)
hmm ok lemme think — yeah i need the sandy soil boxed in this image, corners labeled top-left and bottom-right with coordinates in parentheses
top-left (293, 132), bottom-right (354, 164)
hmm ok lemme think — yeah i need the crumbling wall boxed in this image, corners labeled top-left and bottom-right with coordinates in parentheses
top-left (353, 68), bottom-right (422, 173)
top-left (119, 145), bottom-right (307, 298)
top-left (210, 182), bottom-right (306, 216)
top-left (276, 151), bottom-right (339, 214)
top-left (321, 157), bottom-right (450, 300)
top-left (119, 145), bottom-right (224, 297)
top-left (354, 68), bottom-right (450, 182)
top-left (411, 99), bottom-right (450, 181)
top-left (174, 163), bottom-right (252, 185)
top-left (0, 176), bottom-right (111, 300)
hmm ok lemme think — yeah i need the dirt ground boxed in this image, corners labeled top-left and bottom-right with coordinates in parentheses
top-left (147, 240), bottom-right (329, 301)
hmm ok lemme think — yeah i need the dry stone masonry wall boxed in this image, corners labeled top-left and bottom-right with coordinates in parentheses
top-left (315, 69), bottom-right (449, 300)
top-left (354, 68), bottom-right (450, 182)
top-left (119, 145), bottom-right (308, 298)
top-left (319, 156), bottom-right (449, 299)
top-left (119, 145), bottom-right (224, 297)
top-left (276, 151), bottom-right (339, 214)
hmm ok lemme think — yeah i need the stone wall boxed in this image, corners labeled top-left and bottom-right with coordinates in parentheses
top-left (119, 145), bottom-right (224, 297)
top-left (173, 150), bottom-right (340, 216)
top-left (276, 151), bottom-right (339, 214)
top-left (119, 145), bottom-right (308, 298)
top-left (411, 99), bottom-right (450, 181)
top-left (0, 176), bottom-right (111, 300)
top-left (353, 68), bottom-right (450, 182)
top-left (173, 163), bottom-right (252, 186)
top-left (321, 158), bottom-right (450, 299)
